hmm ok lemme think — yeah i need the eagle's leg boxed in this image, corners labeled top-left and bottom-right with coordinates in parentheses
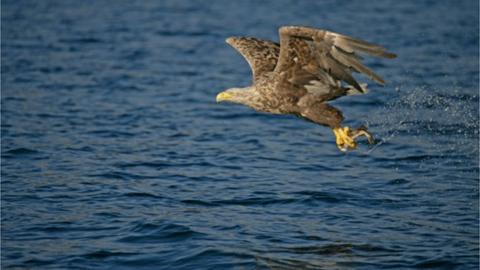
top-left (332, 126), bottom-right (374, 152)
top-left (298, 102), bottom-right (372, 151)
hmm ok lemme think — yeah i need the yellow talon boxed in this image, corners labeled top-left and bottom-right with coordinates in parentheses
top-left (333, 126), bottom-right (357, 152)
top-left (333, 126), bottom-right (376, 152)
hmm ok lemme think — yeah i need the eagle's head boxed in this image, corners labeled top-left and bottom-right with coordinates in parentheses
top-left (216, 86), bottom-right (259, 108)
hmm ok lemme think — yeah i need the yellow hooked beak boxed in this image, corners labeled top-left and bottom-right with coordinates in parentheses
top-left (216, 92), bottom-right (234, 102)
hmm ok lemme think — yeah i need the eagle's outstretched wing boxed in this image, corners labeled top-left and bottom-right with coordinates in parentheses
top-left (274, 26), bottom-right (396, 92)
top-left (226, 37), bottom-right (280, 82)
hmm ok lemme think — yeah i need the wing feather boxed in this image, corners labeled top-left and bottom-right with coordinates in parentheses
top-left (275, 26), bottom-right (396, 92)
top-left (333, 34), bottom-right (397, 59)
top-left (226, 37), bottom-right (279, 82)
top-left (330, 46), bottom-right (385, 85)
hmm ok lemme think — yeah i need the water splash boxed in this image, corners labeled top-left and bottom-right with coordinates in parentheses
top-left (364, 84), bottom-right (479, 156)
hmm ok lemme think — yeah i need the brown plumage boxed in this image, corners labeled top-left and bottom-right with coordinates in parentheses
top-left (216, 26), bottom-right (396, 151)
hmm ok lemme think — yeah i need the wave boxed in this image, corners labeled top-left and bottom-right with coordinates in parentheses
top-left (182, 197), bottom-right (298, 207)
top-left (117, 222), bottom-right (204, 244)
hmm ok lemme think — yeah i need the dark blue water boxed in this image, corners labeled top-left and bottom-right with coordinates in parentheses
top-left (2, 0), bottom-right (479, 269)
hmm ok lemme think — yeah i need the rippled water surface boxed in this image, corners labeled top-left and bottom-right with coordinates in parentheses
top-left (2, 0), bottom-right (479, 269)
